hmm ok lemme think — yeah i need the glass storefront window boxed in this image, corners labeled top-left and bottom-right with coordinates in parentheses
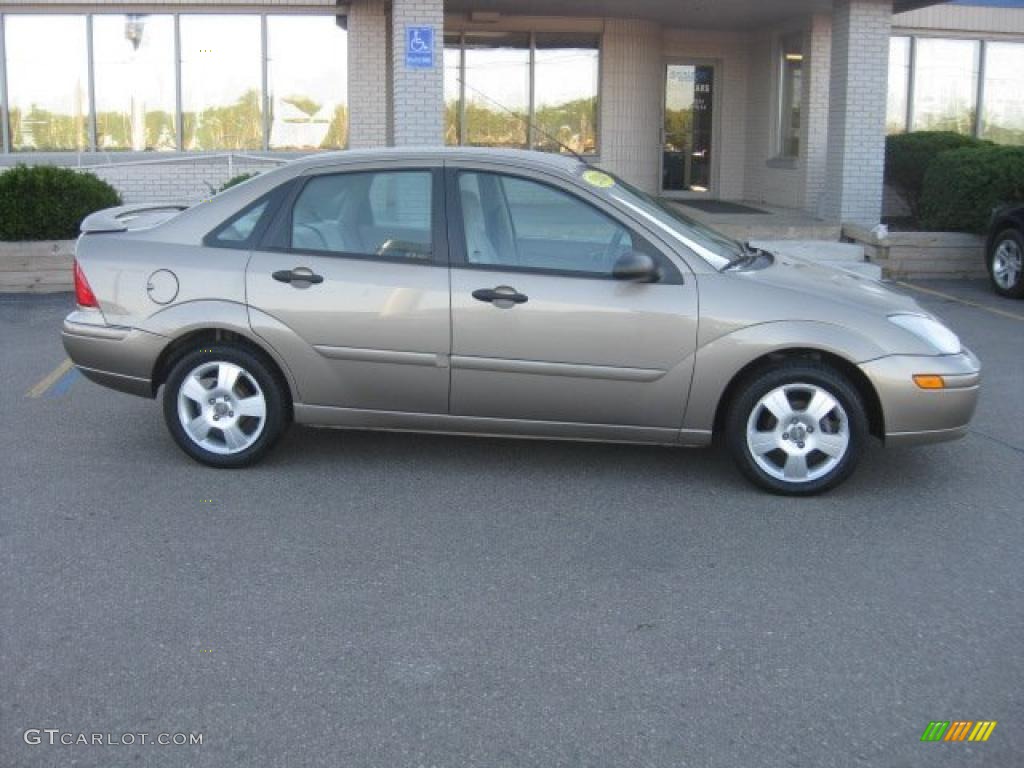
top-left (180, 15), bottom-right (263, 150)
top-left (463, 33), bottom-right (530, 149)
top-left (911, 38), bottom-right (979, 135)
top-left (93, 15), bottom-right (177, 151)
top-left (981, 41), bottom-right (1024, 146)
top-left (5, 15), bottom-right (90, 151)
top-left (267, 16), bottom-right (348, 150)
top-left (533, 33), bottom-right (599, 155)
top-left (443, 33), bottom-right (462, 146)
top-left (778, 33), bottom-right (804, 157)
top-left (886, 36), bottom-right (910, 135)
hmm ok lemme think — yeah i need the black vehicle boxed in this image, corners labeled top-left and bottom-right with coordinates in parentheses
top-left (986, 203), bottom-right (1024, 298)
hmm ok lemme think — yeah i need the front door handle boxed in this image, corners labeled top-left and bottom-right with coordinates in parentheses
top-left (472, 286), bottom-right (528, 306)
top-left (273, 268), bottom-right (324, 285)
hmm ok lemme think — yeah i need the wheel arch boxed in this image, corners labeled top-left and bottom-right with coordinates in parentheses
top-left (710, 348), bottom-right (885, 440)
top-left (150, 326), bottom-right (297, 415)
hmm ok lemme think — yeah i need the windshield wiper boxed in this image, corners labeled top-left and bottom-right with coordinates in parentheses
top-left (719, 241), bottom-right (761, 272)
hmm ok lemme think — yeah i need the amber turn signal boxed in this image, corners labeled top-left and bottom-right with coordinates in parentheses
top-left (913, 374), bottom-right (946, 390)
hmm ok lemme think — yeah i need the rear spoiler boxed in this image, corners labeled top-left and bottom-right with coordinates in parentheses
top-left (80, 202), bottom-right (192, 234)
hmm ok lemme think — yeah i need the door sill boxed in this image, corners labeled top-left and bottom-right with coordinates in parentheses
top-left (293, 404), bottom-right (712, 447)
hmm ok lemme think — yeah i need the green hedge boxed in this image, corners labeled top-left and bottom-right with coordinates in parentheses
top-left (884, 131), bottom-right (988, 219)
top-left (219, 172), bottom-right (258, 192)
top-left (0, 165), bottom-right (122, 241)
top-left (920, 145), bottom-right (1024, 233)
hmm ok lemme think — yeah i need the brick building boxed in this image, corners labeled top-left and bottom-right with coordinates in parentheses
top-left (0, 0), bottom-right (1022, 228)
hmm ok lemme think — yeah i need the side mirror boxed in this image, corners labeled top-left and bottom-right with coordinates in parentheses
top-left (612, 250), bottom-right (661, 283)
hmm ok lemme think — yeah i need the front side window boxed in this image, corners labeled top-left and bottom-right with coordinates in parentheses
top-left (778, 33), bottom-right (804, 158)
top-left (457, 172), bottom-right (654, 277)
top-left (290, 171), bottom-right (433, 260)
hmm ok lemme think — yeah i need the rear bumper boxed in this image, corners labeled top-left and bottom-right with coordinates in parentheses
top-left (859, 348), bottom-right (981, 446)
top-left (61, 311), bottom-right (164, 398)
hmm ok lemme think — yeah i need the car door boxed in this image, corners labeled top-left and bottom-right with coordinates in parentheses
top-left (446, 165), bottom-right (699, 431)
top-left (246, 163), bottom-right (451, 413)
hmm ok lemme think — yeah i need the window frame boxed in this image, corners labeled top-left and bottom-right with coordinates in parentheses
top-left (773, 30), bottom-right (804, 160)
top-left (258, 166), bottom-right (448, 268)
top-left (444, 166), bottom-right (683, 285)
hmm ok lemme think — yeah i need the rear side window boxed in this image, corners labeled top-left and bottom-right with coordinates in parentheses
top-left (289, 171), bottom-right (433, 261)
top-left (213, 201), bottom-right (269, 244)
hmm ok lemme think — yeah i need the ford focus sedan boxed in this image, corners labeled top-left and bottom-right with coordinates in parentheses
top-left (62, 148), bottom-right (980, 494)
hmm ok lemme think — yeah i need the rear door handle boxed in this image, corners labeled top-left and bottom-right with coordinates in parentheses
top-left (472, 286), bottom-right (528, 306)
top-left (273, 268), bottom-right (323, 285)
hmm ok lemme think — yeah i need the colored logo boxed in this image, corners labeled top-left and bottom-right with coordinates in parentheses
top-left (921, 721), bottom-right (997, 742)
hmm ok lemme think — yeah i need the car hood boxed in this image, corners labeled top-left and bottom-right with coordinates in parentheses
top-left (738, 251), bottom-right (926, 318)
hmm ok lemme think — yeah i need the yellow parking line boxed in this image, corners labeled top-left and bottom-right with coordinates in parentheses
top-left (896, 281), bottom-right (1024, 322)
top-left (26, 358), bottom-right (74, 399)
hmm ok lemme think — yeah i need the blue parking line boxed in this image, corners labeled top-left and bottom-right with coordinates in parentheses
top-left (45, 367), bottom-right (82, 398)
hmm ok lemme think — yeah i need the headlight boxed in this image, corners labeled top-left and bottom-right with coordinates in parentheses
top-left (888, 314), bottom-right (961, 355)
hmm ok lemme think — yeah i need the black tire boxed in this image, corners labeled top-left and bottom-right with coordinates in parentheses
top-left (987, 228), bottom-right (1024, 299)
top-left (162, 344), bottom-right (288, 468)
top-left (725, 361), bottom-right (869, 496)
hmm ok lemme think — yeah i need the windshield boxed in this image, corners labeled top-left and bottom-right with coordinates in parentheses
top-left (578, 166), bottom-right (743, 269)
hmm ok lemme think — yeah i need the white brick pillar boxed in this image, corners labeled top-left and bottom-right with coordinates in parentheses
top-left (347, 0), bottom-right (389, 148)
top-left (599, 20), bottom-right (663, 194)
top-left (802, 13), bottom-right (832, 212)
top-left (390, 0), bottom-right (444, 146)
top-left (819, 0), bottom-right (892, 225)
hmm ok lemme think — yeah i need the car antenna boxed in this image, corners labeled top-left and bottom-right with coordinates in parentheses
top-left (456, 76), bottom-right (592, 166)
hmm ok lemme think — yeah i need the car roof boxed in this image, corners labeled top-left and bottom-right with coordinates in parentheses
top-left (288, 146), bottom-right (588, 176)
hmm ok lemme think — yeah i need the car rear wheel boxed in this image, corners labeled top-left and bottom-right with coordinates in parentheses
top-left (988, 228), bottom-right (1024, 298)
top-left (726, 362), bottom-right (868, 495)
top-left (162, 344), bottom-right (288, 468)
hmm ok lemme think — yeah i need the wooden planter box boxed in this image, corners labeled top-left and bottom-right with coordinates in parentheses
top-left (843, 224), bottom-right (987, 280)
top-left (0, 240), bottom-right (75, 293)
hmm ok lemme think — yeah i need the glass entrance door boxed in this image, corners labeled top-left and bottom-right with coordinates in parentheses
top-left (661, 63), bottom-right (715, 195)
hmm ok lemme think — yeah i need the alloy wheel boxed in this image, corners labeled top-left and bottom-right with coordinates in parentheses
top-left (745, 382), bottom-right (850, 483)
top-left (992, 238), bottom-right (1022, 290)
top-left (176, 361), bottom-right (267, 455)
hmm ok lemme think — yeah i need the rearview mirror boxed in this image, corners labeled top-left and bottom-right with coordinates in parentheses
top-left (612, 251), bottom-right (661, 283)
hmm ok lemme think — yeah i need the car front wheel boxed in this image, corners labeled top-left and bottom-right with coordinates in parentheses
top-left (726, 362), bottom-right (868, 495)
top-left (988, 228), bottom-right (1024, 298)
top-left (162, 344), bottom-right (288, 468)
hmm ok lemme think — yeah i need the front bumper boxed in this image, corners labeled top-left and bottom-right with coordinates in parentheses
top-left (61, 310), bottom-right (165, 398)
top-left (859, 348), bottom-right (981, 446)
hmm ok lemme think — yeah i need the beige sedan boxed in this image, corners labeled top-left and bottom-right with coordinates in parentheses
top-left (62, 149), bottom-right (980, 494)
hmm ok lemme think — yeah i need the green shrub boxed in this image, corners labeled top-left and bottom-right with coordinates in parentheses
top-left (884, 131), bottom-right (988, 219)
top-left (220, 173), bottom-right (258, 192)
top-left (0, 165), bottom-right (122, 241)
top-left (920, 145), bottom-right (1024, 232)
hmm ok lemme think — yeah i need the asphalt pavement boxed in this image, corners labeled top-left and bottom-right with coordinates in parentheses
top-left (1, 280), bottom-right (1021, 767)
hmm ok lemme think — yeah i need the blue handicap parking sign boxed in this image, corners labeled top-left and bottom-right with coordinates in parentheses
top-left (405, 26), bottom-right (435, 69)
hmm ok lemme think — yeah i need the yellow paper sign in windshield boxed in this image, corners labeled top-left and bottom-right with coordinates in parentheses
top-left (582, 170), bottom-right (615, 189)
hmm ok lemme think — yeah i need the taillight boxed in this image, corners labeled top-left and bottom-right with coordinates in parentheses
top-left (73, 259), bottom-right (99, 308)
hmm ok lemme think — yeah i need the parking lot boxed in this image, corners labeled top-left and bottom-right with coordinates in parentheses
top-left (1, 279), bottom-right (1021, 767)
